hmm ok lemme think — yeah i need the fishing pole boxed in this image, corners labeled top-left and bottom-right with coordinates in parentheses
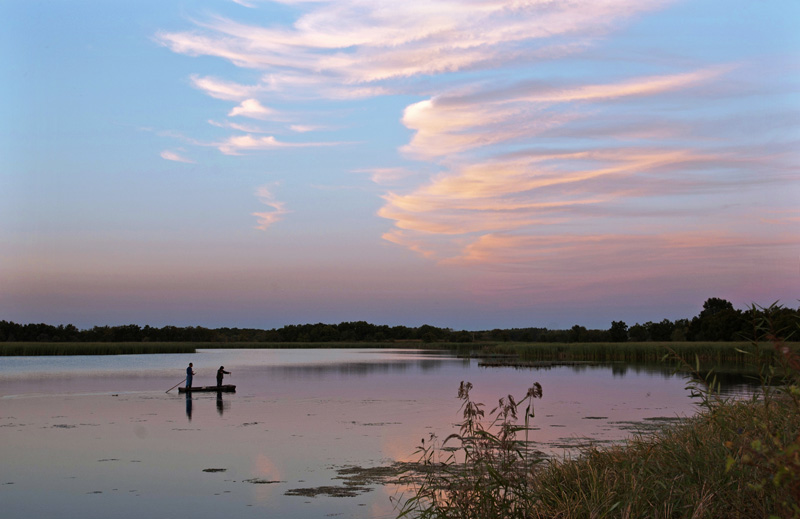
top-left (166, 378), bottom-right (186, 393)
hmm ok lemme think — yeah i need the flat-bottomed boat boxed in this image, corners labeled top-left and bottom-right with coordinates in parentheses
top-left (178, 385), bottom-right (236, 393)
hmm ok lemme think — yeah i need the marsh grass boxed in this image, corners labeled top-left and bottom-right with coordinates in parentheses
top-left (529, 395), bottom-right (797, 518)
top-left (395, 304), bottom-right (799, 519)
top-left (0, 342), bottom-right (197, 356)
top-left (512, 341), bottom-right (771, 364)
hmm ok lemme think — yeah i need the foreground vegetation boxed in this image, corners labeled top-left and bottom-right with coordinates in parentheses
top-left (395, 306), bottom-right (800, 518)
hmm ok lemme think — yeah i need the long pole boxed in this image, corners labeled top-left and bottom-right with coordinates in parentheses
top-left (166, 378), bottom-right (186, 393)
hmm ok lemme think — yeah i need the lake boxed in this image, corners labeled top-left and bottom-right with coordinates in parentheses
top-left (0, 348), bottom-right (735, 519)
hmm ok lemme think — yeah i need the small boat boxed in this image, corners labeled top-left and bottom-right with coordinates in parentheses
top-left (179, 385), bottom-right (236, 393)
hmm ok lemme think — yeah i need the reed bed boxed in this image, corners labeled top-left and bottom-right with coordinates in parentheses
top-left (529, 395), bottom-right (798, 518)
top-left (511, 341), bottom-right (770, 364)
top-left (0, 342), bottom-right (197, 356)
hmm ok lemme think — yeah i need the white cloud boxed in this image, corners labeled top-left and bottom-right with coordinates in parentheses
top-left (208, 119), bottom-right (270, 133)
top-left (355, 167), bottom-right (421, 186)
top-left (160, 150), bottom-right (195, 163)
top-left (228, 99), bottom-right (276, 119)
top-left (190, 75), bottom-right (259, 101)
top-left (290, 124), bottom-right (323, 133)
top-left (217, 134), bottom-right (342, 155)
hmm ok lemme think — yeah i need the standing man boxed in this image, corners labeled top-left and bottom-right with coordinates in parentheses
top-left (216, 366), bottom-right (231, 387)
top-left (186, 362), bottom-right (195, 390)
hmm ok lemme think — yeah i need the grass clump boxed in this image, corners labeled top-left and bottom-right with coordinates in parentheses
top-left (395, 303), bottom-right (800, 519)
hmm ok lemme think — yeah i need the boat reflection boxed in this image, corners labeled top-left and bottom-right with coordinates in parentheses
top-left (183, 391), bottom-right (230, 419)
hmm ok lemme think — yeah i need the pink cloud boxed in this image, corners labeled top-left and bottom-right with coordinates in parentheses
top-left (252, 185), bottom-right (289, 230)
top-left (157, 0), bottom-right (674, 96)
top-left (401, 68), bottom-right (728, 159)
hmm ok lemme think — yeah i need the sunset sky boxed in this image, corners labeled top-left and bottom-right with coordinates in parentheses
top-left (2, 0), bottom-right (798, 331)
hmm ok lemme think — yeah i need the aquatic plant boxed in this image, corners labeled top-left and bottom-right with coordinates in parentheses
top-left (394, 381), bottom-right (544, 518)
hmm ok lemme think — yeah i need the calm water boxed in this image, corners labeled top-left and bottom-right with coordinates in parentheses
top-left (1, 349), bottom-right (721, 519)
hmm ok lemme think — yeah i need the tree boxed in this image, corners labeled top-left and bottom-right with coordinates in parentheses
top-left (569, 325), bottom-right (588, 342)
top-left (647, 319), bottom-right (675, 342)
top-left (628, 323), bottom-right (648, 342)
top-left (671, 319), bottom-right (690, 341)
top-left (700, 297), bottom-right (735, 317)
top-left (689, 297), bottom-right (743, 341)
top-left (609, 321), bottom-right (628, 342)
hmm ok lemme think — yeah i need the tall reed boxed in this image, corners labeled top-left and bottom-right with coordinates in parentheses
top-left (395, 381), bottom-right (543, 518)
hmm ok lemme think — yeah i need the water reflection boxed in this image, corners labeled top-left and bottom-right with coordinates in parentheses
top-left (185, 393), bottom-right (192, 421)
top-left (478, 360), bottom-right (761, 398)
top-left (256, 357), bottom-right (468, 379)
top-left (183, 392), bottom-right (230, 419)
top-left (216, 391), bottom-right (229, 416)
top-left (0, 349), bottom-right (763, 519)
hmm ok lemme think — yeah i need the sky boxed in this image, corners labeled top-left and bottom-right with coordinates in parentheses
top-left (1, 0), bottom-right (798, 331)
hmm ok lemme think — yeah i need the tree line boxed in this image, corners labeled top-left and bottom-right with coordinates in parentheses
top-left (1, 298), bottom-right (797, 343)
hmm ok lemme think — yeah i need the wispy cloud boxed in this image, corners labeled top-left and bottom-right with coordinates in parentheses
top-left (760, 209), bottom-right (800, 225)
top-left (160, 149), bottom-right (195, 163)
top-left (158, 0), bottom-right (798, 293)
top-left (434, 230), bottom-right (799, 308)
top-left (217, 134), bottom-right (343, 155)
top-left (190, 74), bottom-right (260, 101)
top-left (208, 119), bottom-right (270, 133)
top-left (157, 0), bottom-right (672, 97)
top-left (400, 67), bottom-right (730, 159)
top-left (356, 167), bottom-right (423, 186)
top-left (290, 124), bottom-right (326, 133)
top-left (252, 184), bottom-right (289, 230)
